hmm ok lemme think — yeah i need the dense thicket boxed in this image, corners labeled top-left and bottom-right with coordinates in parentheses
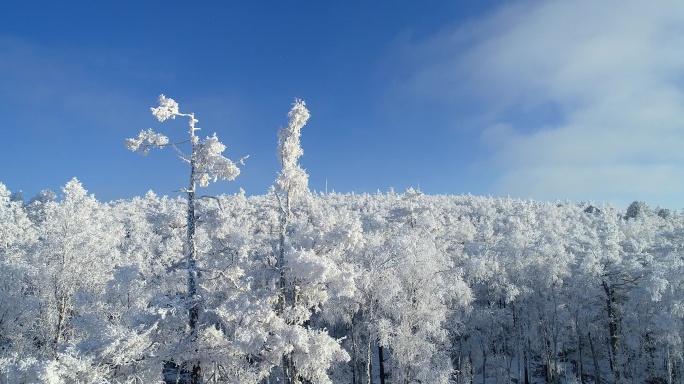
top-left (0, 179), bottom-right (681, 384)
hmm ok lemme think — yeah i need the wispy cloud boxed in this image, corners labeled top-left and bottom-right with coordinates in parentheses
top-left (0, 37), bottom-right (185, 199)
top-left (392, 0), bottom-right (684, 208)
top-left (0, 37), bottom-right (171, 129)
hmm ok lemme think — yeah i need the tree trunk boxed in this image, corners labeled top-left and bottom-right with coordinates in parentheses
top-left (588, 332), bottom-right (601, 384)
top-left (602, 281), bottom-right (619, 380)
top-left (482, 346), bottom-right (487, 384)
top-left (366, 338), bottom-right (372, 384)
top-left (577, 324), bottom-right (584, 384)
top-left (53, 294), bottom-right (67, 351)
top-left (667, 347), bottom-right (672, 384)
top-left (186, 144), bottom-right (202, 384)
top-left (645, 331), bottom-right (655, 382)
top-left (351, 320), bottom-right (358, 384)
top-left (525, 333), bottom-right (531, 384)
top-left (378, 344), bottom-right (386, 384)
top-left (277, 195), bottom-right (297, 384)
top-left (524, 348), bottom-right (530, 384)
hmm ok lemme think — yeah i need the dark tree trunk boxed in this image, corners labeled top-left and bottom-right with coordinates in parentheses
top-left (378, 344), bottom-right (386, 384)
top-left (602, 281), bottom-right (619, 380)
top-left (588, 332), bottom-right (601, 384)
top-left (577, 326), bottom-right (584, 384)
top-left (185, 137), bottom-right (202, 384)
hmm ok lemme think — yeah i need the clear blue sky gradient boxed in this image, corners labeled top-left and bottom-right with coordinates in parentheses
top-left (2, 1), bottom-right (684, 209)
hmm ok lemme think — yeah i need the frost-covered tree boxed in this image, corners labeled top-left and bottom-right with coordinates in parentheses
top-left (27, 179), bottom-right (123, 356)
top-left (0, 183), bottom-right (36, 356)
top-left (270, 99), bottom-right (352, 383)
top-left (24, 189), bottom-right (57, 224)
top-left (126, 95), bottom-right (244, 383)
top-left (274, 99), bottom-right (311, 383)
top-left (84, 192), bottom-right (188, 382)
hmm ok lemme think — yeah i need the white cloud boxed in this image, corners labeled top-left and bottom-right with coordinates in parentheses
top-left (396, 0), bottom-right (684, 208)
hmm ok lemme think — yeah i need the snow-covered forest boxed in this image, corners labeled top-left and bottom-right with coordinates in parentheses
top-left (1, 98), bottom-right (683, 384)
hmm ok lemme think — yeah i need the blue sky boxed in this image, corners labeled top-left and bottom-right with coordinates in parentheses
top-left (2, 1), bottom-right (684, 209)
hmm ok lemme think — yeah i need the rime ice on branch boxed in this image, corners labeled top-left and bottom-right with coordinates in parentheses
top-left (125, 94), bottom-right (245, 384)
top-left (276, 99), bottom-right (310, 201)
top-left (127, 94), bottom-right (244, 184)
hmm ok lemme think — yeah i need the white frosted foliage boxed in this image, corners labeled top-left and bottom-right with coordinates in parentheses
top-left (125, 128), bottom-right (170, 155)
top-left (150, 94), bottom-right (179, 122)
top-left (194, 134), bottom-right (241, 187)
top-left (125, 94), bottom-right (243, 189)
top-left (276, 99), bottom-right (310, 199)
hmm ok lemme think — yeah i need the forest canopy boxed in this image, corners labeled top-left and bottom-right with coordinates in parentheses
top-left (0, 180), bottom-right (681, 383)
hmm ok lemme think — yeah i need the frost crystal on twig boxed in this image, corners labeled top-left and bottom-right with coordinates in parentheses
top-left (150, 94), bottom-right (180, 122)
top-left (124, 128), bottom-right (170, 155)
